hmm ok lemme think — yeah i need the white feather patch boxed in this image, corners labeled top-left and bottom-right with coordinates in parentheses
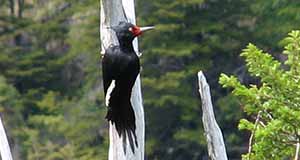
top-left (105, 80), bottom-right (116, 106)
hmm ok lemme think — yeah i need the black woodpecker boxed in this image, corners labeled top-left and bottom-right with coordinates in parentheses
top-left (102, 21), bottom-right (154, 153)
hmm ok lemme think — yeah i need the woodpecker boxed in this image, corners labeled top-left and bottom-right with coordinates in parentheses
top-left (102, 21), bottom-right (154, 153)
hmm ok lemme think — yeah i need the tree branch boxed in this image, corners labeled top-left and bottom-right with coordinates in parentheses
top-left (248, 111), bottom-right (262, 159)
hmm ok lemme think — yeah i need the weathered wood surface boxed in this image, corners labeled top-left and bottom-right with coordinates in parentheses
top-left (198, 71), bottom-right (228, 160)
top-left (100, 0), bottom-right (145, 159)
top-left (0, 116), bottom-right (13, 160)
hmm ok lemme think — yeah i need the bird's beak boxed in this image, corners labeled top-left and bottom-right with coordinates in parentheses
top-left (132, 26), bottom-right (154, 37)
top-left (140, 26), bottom-right (155, 33)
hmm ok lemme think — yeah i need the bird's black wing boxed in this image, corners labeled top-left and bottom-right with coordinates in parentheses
top-left (105, 52), bottom-right (140, 153)
top-left (102, 46), bottom-right (117, 97)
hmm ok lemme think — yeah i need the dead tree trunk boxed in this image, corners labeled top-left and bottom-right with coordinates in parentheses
top-left (100, 0), bottom-right (145, 160)
top-left (198, 71), bottom-right (228, 160)
top-left (0, 116), bottom-right (13, 160)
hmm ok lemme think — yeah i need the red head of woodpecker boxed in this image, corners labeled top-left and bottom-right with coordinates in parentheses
top-left (111, 21), bottom-right (154, 47)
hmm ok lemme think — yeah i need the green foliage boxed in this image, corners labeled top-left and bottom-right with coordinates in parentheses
top-left (249, 1), bottom-right (300, 47)
top-left (0, 0), bottom-right (107, 159)
top-left (138, 0), bottom-right (300, 159)
top-left (138, 0), bottom-right (250, 158)
top-left (220, 31), bottom-right (300, 159)
top-left (0, 76), bottom-right (24, 137)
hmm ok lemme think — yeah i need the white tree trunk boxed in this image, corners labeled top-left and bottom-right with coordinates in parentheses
top-left (197, 71), bottom-right (228, 160)
top-left (100, 0), bottom-right (144, 160)
top-left (0, 116), bottom-right (13, 160)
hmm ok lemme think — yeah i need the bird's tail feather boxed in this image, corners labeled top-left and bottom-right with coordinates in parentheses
top-left (105, 83), bottom-right (138, 153)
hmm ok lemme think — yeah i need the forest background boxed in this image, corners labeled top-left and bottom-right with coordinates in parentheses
top-left (0, 0), bottom-right (299, 159)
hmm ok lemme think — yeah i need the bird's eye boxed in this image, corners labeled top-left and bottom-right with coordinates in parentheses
top-left (128, 27), bottom-right (133, 32)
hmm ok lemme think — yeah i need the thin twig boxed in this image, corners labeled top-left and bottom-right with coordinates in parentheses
top-left (264, 109), bottom-right (273, 120)
top-left (248, 111), bottom-right (262, 160)
top-left (259, 121), bottom-right (266, 127)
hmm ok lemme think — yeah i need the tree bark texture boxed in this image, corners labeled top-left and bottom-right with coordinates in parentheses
top-left (198, 71), bottom-right (228, 160)
top-left (100, 0), bottom-right (145, 160)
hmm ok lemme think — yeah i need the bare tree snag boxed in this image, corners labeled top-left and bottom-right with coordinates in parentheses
top-left (198, 71), bottom-right (228, 160)
top-left (100, 0), bottom-right (145, 160)
top-left (0, 116), bottom-right (13, 160)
